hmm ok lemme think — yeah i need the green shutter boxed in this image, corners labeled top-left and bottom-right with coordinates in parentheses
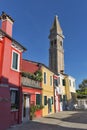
top-left (63, 95), bottom-right (67, 101)
top-left (62, 79), bottom-right (66, 86)
top-left (36, 94), bottom-right (42, 105)
top-left (44, 96), bottom-right (47, 105)
top-left (51, 96), bottom-right (53, 104)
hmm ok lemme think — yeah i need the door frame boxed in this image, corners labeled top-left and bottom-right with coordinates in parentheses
top-left (22, 93), bottom-right (30, 122)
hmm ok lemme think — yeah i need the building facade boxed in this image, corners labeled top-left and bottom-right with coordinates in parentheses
top-left (21, 59), bottom-right (42, 121)
top-left (41, 64), bottom-right (54, 116)
top-left (21, 60), bottom-right (55, 117)
top-left (0, 12), bottom-right (26, 130)
top-left (0, 12), bottom-right (76, 130)
top-left (65, 75), bottom-right (76, 110)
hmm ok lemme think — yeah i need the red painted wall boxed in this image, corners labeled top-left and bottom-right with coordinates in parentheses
top-left (0, 16), bottom-right (23, 129)
top-left (0, 87), bottom-right (10, 130)
top-left (22, 60), bottom-right (42, 118)
top-left (0, 36), bottom-right (22, 129)
top-left (0, 41), bottom-right (4, 79)
top-left (22, 86), bottom-right (42, 117)
top-left (1, 18), bottom-right (13, 36)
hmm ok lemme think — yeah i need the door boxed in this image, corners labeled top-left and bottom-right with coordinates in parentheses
top-left (22, 94), bottom-right (30, 122)
top-left (48, 98), bottom-right (52, 113)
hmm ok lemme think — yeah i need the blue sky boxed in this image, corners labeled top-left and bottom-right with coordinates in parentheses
top-left (0, 0), bottom-right (87, 89)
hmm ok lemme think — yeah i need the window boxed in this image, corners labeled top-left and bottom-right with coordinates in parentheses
top-left (62, 79), bottom-right (66, 86)
top-left (51, 41), bottom-right (53, 47)
top-left (51, 96), bottom-right (53, 104)
top-left (60, 95), bottom-right (62, 102)
top-left (58, 77), bottom-right (60, 85)
top-left (69, 80), bottom-right (71, 86)
top-left (63, 95), bottom-right (67, 101)
top-left (54, 79), bottom-right (58, 86)
top-left (50, 76), bottom-right (52, 86)
top-left (36, 94), bottom-right (42, 105)
top-left (54, 39), bottom-right (57, 45)
top-left (44, 96), bottom-right (47, 105)
top-left (10, 89), bottom-right (19, 110)
top-left (44, 72), bottom-right (46, 84)
top-left (12, 51), bottom-right (20, 71)
top-left (73, 81), bottom-right (75, 87)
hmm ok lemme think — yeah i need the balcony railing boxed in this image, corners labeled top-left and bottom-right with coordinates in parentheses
top-left (21, 77), bottom-right (41, 89)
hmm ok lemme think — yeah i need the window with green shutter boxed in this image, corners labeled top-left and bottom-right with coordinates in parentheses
top-left (62, 79), bottom-right (66, 86)
top-left (63, 95), bottom-right (67, 101)
top-left (36, 94), bottom-right (42, 105)
top-left (10, 89), bottom-right (19, 110)
top-left (44, 96), bottom-right (47, 105)
top-left (50, 76), bottom-right (52, 86)
top-left (12, 51), bottom-right (20, 71)
top-left (44, 72), bottom-right (46, 84)
top-left (51, 96), bottom-right (53, 104)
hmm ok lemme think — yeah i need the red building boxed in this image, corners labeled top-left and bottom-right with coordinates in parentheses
top-left (21, 59), bottom-right (42, 121)
top-left (0, 12), bottom-right (26, 130)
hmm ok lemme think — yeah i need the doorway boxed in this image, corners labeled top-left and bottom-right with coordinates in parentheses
top-left (48, 98), bottom-right (52, 113)
top-left (22, 94), bottom-right (30, 122)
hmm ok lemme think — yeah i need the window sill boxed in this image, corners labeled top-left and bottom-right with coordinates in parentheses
top-left (11, 67), bottom-right (20, 72)
top-left (11, 109), bottom-right (18, 112)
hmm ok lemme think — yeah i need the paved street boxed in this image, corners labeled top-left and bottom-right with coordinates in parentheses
top-left (7, 111), bottom-right (87, 130)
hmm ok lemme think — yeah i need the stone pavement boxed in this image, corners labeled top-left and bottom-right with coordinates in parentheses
top-left (7, 111), bottom-right (87, 130)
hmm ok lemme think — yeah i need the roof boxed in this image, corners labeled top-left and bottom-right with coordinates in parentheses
top-left (22, 59), bottom-right (56, 74)
top-left (0, 29), bottom-right (26, 52)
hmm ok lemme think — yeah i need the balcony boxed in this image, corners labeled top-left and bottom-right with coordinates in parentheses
top-left (21, 77), bottom-right (42, 89)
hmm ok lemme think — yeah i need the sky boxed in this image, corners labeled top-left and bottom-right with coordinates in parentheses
top-left (0, 0), bottom-right (87, 89)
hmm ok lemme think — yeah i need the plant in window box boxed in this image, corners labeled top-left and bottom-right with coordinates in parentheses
top-left (34, 70), bottom-right (43, 82)
top-left (21, 70), bottom-right (43, 82)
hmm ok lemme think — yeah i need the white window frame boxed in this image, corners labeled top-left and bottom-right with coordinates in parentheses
top-left (11, 50), bottom-right (20, 71)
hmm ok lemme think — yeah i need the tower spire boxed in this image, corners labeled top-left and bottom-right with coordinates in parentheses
top-left (49, 16), bottom-right (64, 74)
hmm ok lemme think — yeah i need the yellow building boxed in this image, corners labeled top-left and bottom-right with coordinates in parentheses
top-left (41, 64), bottom-right (54, 116)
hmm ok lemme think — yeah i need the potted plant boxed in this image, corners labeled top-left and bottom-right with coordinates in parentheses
top-left (30, 104), bottom-right (44, 120)
top-left (30, 104), bottom-right (37, 120)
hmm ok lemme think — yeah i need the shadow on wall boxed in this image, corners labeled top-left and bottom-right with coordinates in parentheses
top-left (0, 76), bottom-right (10, 130)
top-left (0, 76), bottom-right (22, 130)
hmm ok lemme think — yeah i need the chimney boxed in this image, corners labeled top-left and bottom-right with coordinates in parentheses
top-left (0, 12), bottom-right (14, 37)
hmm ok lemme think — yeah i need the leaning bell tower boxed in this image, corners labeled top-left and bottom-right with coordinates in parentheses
top-left (48, 15), bottom-right (64, 74)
